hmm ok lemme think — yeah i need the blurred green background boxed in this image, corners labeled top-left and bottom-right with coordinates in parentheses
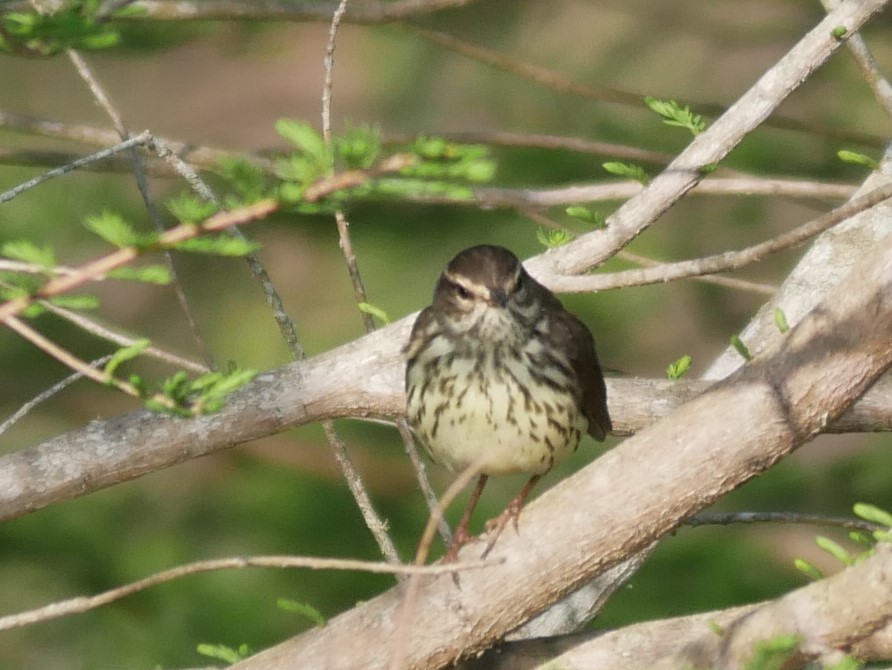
top-left (1, 1), bottom-right (890, 667)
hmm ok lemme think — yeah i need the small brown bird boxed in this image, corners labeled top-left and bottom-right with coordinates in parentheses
top-left (405, 245), bottom-right (611, 559)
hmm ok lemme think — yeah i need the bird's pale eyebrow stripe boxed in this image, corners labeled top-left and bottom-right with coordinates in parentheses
top-left (444, 271), bottom-right (488, 296)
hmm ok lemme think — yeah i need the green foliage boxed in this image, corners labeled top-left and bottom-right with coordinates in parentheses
top-left (666, 354), bottom-right (692, 380)
top-left (831, 25), bottom-right (849, 40)
top-left (815, 536), bottom-right (854, 567)
top-left (172, 235), bottom-right (260, 257)
top-left (357, 302), bottom-right (390, 324)
top-left (275, 119), bottom-right (334, 184)
top-left (217, 157), bottom-right (274, 207)
top-left (277, 598), bottom-right (327, 627)
top-left (825, 657), bottom-right (861, 670)
top-left (148, 367), bottom-right (258, 417)
top-left (104, 339), bottom-right (152, 377)
top-left (795, 502), bottom-right (891, 580)
top-left (403, 137), bottom-right (495, 182)
top-left (196, 642), bottom-right (252, 665)
top-left (602, 161), bottom-right (649, 185)
top-left (536, 227), bottom-right (574, 248)
top-left (743, 634), bottom-right (800, 670)
top-left (335, 124), bottom-right (382, 170)
top-left (166, 193), bottom-right (220, 223)
top-left (365, 177), bottom-right (475, 201)
top-left (644, 96), bottom-right (707, 135)
top-left (854, 502), bottom-right (892, 543)
top-left (106, 265), bottom-right (173, 284)
top-left (84, 211), bottom-right (156, 249)
top-left (48, 293), bottom-right (99, 310)
top-left (1, 239), bottom-right (56, 270)
top-left (837, 150), bottom-right (879, 170)
top-left (0, 2), bottom-right (120, 57)
top-left (793, 558), bottom-right (823, 581)
top-left (730, 334), bottom-right (752, 361)
top-left (564, 205), bottom-right (605, 228)
top-left (773, 308), bottom-right (790, 334)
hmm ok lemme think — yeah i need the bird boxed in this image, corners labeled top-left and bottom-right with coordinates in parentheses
top-left (404, 244), bottom-right (611, 560)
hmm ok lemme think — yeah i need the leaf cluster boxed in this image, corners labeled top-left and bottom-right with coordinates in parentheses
top-left (0, 0), bottom-right (135, 56)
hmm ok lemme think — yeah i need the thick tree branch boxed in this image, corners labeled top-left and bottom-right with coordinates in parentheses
top-left (454, 548), bottom-right (892, 670)
top-left (222, 212), bottom-right (892, 670)
top-left (2, 327), bottom-right (889, 524)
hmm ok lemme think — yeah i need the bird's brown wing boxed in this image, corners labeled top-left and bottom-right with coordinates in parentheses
top-left (550, 309), bottom-right (612, 441)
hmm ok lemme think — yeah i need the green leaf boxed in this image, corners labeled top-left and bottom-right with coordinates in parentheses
top-left (275, 119), bottom-right (332, 172)
top-left (196, 642), bottom-right (251, 664)
top-left (773, 308), bottom-right (790, 334)
top-left (602, 161), bottom-right (649, 185)
top-left (335, 124), bottom-right (382, 170)
top-left (744, 635), bottom-right (800, 670)
top-left (166, 193), bottom-right (219, 223)
top-left (84, 211), bottom-right (152, 249)
top-left (831, 25), bottom-right (848, 40)
top-left (816, 535), bottom-right (853, 566)
top-left (2, 240), bottom-right (56, 270)
top-left (48, 294), bottom-right (100, 310)
top-left (536, 228), bottom-right (574, 248)
top-left (825, 657), bottom-right (860, 670)
top-left (357, 302), bottom-right (390, 324)
top-left (104, 339), bottom-right (151, 377)
top-left (853, 502), bottom-right (892, 528)
top-left (106, 265), bottom-right (172, 284)
top-left (644, 96), bottom-right (707, 135)
top-left (699, 163), bottom-right (719, 174)
top-left (848, 530), bottom-right (873, 546)
top-left (666, 355), bottom-right (692, 380)
top-left (793, 558), bottom-right (823, 580)
top-left (171, 236), bottom-right (260, 257)
top-left (564, 206), bottom-right (605, 227)
top-left (730, 334), bottom-right (751, 361)
top-left (837, 150), bottom-right (879, 170)
top-left (217, 157), bottom-right (270, 205)
top-left (0, 6), bottom-right (120, 57)
top-left (277, 598), bottom-right (327, 627)
top-left (874, 530), bottom-right (892, 543)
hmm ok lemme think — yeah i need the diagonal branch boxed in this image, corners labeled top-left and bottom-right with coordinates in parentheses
top-left (523, 0), bottom-right (890, 283)
top-left (225, 208), bottom-right (892, 670)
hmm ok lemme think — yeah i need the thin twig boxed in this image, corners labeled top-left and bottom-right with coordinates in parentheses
top-left (401, 23), bottom-right (887, 148)
top-left (318, 0), bottom-right (404, 569)
top-left (42, 303), bottom-right (209, 373)
top-left (0, 553), bottom-right (498, 633)
top-left (64, 47), bottom-right (216, 368)
top-left (0, 200), bottom-right (279, 324)
top-left (520, 208), bottom-right (777, 296)
top-left (390, 460), bottom-right (487, 670)
top-left (5, 316), bottom-right (140, 396)
top-left (687, 511), bottom-right (885, 534)
top-left (542, 181), bottom-right (892, 293)
top-left (145, 135), bottom-right (307, 359)
top-left (822, 0), bottom-right (892, 118)
top-left (0, 355), bottom-right (113, 438)
top-left (0, 132), bottom-right (151, 204)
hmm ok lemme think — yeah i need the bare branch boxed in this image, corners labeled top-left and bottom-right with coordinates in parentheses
top-left (402, 23), bottom-right (887, 149)
top-left (0, 553), bottom-right (501, 633)
top-left (544, 181), bottom-right (892, 293)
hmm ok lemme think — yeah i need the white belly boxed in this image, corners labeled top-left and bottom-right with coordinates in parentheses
top-left (407, 345), bottom-right (587, 476)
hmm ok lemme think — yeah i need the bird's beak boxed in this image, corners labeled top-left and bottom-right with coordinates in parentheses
top-left (490, 289), bottom-right (508, 307)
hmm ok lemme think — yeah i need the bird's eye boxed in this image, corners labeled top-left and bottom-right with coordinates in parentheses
top-left (455, 285), bottom-right (472, 300)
